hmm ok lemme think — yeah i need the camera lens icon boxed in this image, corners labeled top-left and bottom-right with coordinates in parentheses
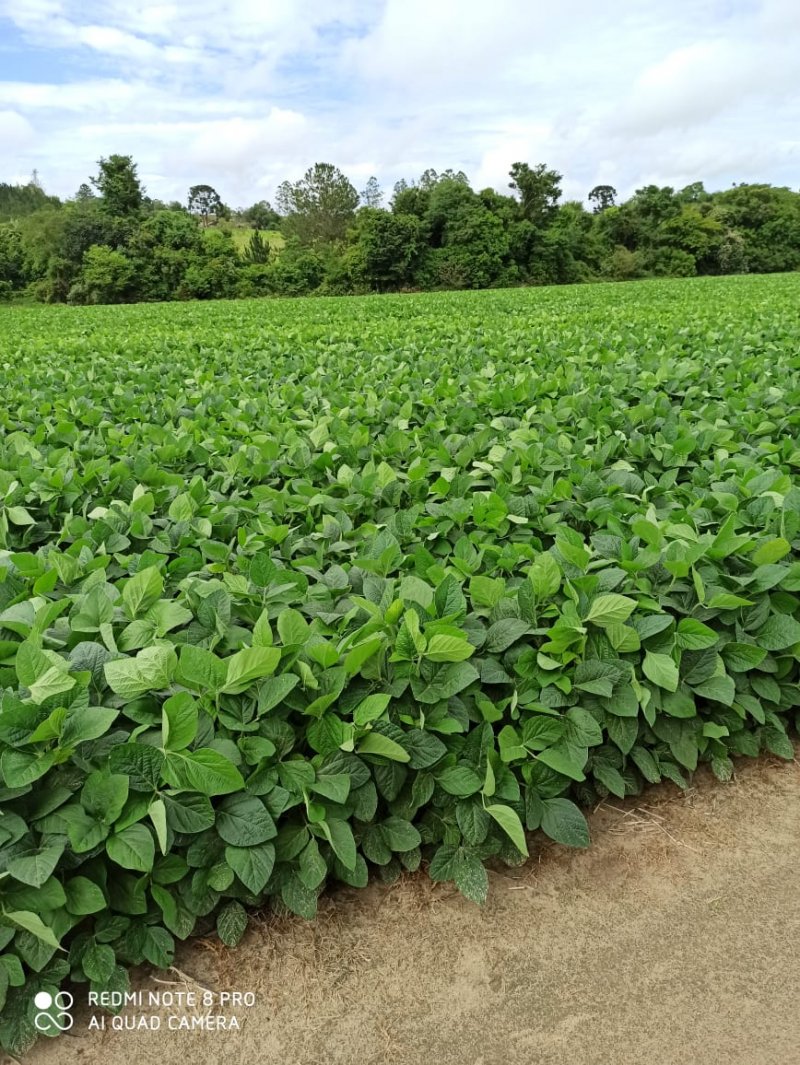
top-left (34, 990), bottom-right (74, 1032)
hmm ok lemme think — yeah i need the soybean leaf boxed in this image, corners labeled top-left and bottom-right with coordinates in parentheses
top-left (642, 651), bottom-right (679, 692)
top-left (106, 824), bottom-right (155, 873)
top-left (540, 798), bottom-right (590, 848)
top-left (486, 804), bottom-right (528, 856)
top-left (162, 749), bottom-right (245, 795)
top-left (217, 901), bottom-right (248, 947)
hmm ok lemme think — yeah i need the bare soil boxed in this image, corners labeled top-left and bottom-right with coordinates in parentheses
top-left (24, 756), bottom-right (800, 1065)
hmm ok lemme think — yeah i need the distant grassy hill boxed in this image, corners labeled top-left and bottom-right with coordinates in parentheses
top-left (230, 227), bottom-right (285, 254)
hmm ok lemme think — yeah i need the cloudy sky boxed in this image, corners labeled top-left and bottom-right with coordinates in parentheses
top-left (0, 0), bottom-right (798, 208)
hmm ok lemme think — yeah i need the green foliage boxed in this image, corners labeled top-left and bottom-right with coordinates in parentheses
top-left (241, 230), bottom-right (271, 265)
top-left (241, 200), bottom-right (281, 231)
top-left (420, 188), bottom-right (511, 289)
top-left (90, 155), bottom-right (144, 218)
top-left (0, 276), bottom-right (799, 1052)
top-left (187, 185), bottom-right (224, 227)
top-left (350, 210), bottom-right (425, 291)
top-left (360, 177), bottom-right (384, 209)
top-left (715, 184), bottom-right (800, 273)
top-left (260, 240), bottom-right (325, 295)
top-left (126, 210), bottom-right (204, 302)
top-left (178, 229), bottom-right (240, 300)
top-left (3, 159), bottom-right (800, 304)
top-left (79, 245), bottom-right (134, 304)
top-left (0, 179), bottom-right (59, 222)
top-left (276, 162), bottom-right (360, 245)
top-left (602, 245), bottom-right (642, 281)
top-left (588, 185), bottom-right (617, 213)
top-left (508, 162), bottom-right (562, 226)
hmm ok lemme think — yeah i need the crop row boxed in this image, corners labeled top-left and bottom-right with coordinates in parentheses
top-left (1, 275), bottom-right (799, 1052)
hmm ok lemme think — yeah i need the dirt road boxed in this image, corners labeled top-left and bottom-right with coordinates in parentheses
top-left (26, 756), bottom-right (800, 1065)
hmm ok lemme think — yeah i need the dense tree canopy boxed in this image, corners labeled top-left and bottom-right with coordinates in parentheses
top-left (90, 155), bottom-right (144, 218)
top-left (1, 154), bottom-right (799, 304)
top-left (0, 178), bottom-right (59, 221)
top-left (276, 163), bottom-right (360, 244)
top-left (509, 162), bottom-right (562, 227)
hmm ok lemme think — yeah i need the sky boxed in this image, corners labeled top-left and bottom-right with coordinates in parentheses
top-left (0, 0), bottom-right (798, 208)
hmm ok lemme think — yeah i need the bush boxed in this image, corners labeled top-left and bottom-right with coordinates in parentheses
top-left (646, 248), bottom-right (697, 278)
top-left (236, 263), bottom-right (273, 298)
top-left (179, 257), bottom-right (239, 300)
top-left (602, 246), bottom-right (642, 281)
top-left (265, 243), bottom-right (325, 295)
top-left (80, 245), bottom-right (134, 304)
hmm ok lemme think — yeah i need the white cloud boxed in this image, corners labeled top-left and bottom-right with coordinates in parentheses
top-left (176, 111), bottom-right (310, 171)
top-left (77, 25), bottom-right (160, 61)
top-left (0, 109), bottom-right (35, 150)
top-left (0, 79), bottom-right (137, 111)
top-left (617, 32), bottom-right (798, 136)
top-left (471, 123), bottom-right (554, 193)
top-left (624, 40), bottom-right (746, 130)
top-left (0, 0), bottom-right (798, 206)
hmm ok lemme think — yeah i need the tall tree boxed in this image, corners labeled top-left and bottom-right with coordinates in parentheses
top-left (360, 176), bottom-right (384, 208)
top-left (276, 163), bottom-right (359, 244)
top-left (588, 185), bottom-right (617, 213)
top-left (90, 155), bottom-right (144, 217)
top-left (418, 168), bottom-right (469, 190)
top-left (508, 162), bottom-right (562, 227)
top-left (188, 185), bottom-right (224, 227)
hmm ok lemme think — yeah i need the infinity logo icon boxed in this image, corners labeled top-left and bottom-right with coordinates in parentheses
top-left (33, 991), bottom-right (74, 1033)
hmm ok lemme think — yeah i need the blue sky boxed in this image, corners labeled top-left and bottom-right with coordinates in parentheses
top-left (0, 0), bottom-right (798, 207)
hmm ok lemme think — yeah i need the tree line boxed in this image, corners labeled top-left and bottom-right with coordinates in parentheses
top-left (1, 154), bottom-right (799, 304)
